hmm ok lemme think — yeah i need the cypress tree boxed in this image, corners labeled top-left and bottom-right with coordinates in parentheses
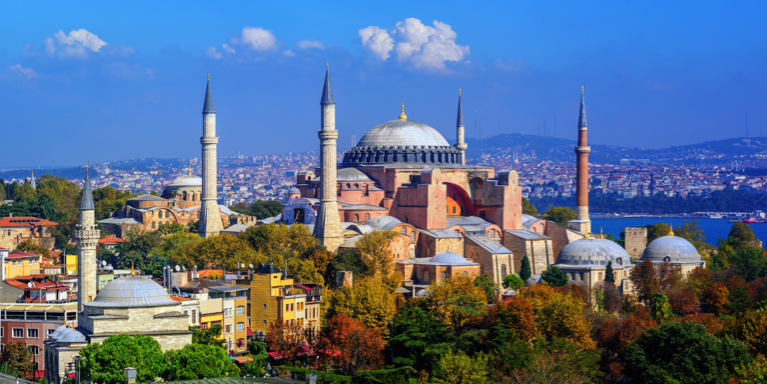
top-left (605, 261), bottom-right (615, 284)
top-left (520, 256), bottom-right (532, 282)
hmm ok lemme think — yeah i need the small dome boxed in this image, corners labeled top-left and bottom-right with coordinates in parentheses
top-left (49, 325), bottom-right (68, 340)
top-left (168, 174), bottom-right (202, 187)
top-left (557, 238), bottom-right (630, 266)
top-left (428, 252), bottom-right (477, 266)
top-left (56, 327), bottom-right (86, 343)
top-left (289, 187), bottom-right (300, 195)
top-left (641, 236), bottom-right (701, 263)
top-left (85, 275), bottom-right (179, 308)
top-left (357, 119), bottom-right (450, 148)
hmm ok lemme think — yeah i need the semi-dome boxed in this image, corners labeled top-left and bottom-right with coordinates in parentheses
top-left (342, 116), bottom-right (462, 167)
top-left (357, 119), bottom-right (450, 148)
top-left (84, 275), bottom-right (180, 308)
top-left (557, 238), bottom-right (629, 266)
top-left (168, 174), bottom-right (202, 187)
top-left (641, 236), bottom-right (701, 263)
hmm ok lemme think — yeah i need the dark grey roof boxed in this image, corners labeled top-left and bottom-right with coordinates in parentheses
top-left (457, 92), bottom-right (464, 127)
top-left (209, 285), bottom-right (249, 293)
top-left (0, 373), bottom-right (36, 384)
top-left (418, 228), bottom-right (463, 239)
top-left (203, 76), bottom-right (215, 114)
top-left (80, 167), bottom-right (95, 210)
top-left (320, 68), bottom-right (335, 105)
top-left (505, 229), bottom-right (551, 240)
top-left (129, 194), bottom-right (168, 201)
top-left (466, 234), bottom-right (512, 254)
top-left (578, 86), bottom-right (587, 128)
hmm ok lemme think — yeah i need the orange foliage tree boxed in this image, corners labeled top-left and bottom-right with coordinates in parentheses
top-left (702, 282), bottom-right (731, 316)
top-left (728, 307), bottom-right (767, 357)
top-left (666, 288), bottom-right (699, 316)
top-left (265, 321), bottom-right (314, 364)
top-left (518, 284), bottom-right (596, 350)
top-left (489, 298), bottom-right (539, 345)
top-left (316, 314), bottom-right (384, 375)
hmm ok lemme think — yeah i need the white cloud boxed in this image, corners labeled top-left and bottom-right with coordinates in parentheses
top-left (359, 26), bottom-right (394, 60)
top-left (359, 18), bottom-right (469, 70)
top-left (206, 46), bottom-right (222, 60)
top-left (44, 29), bottom-right (107, 58)
top-left (222, 44), bottom-right (235, 54)
top-left (296, 40), bottom-right (324, 50)
top-left (283, 49), bottom-right (296, 57)
top-left (231, 26), bottom-right (277, 51)
top-left (8, 64), bottom-right (38, 79)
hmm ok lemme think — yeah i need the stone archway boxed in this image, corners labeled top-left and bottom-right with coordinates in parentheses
top-left (444, 182), bottom-right (473, 216)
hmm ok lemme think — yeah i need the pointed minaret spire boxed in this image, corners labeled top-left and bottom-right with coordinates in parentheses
top-left (80, 164), bottom-right (94, 210)
top-left (203, 73), bottom-right (215, 114)
top-left (30, 170), bottom-right (36, 190)
top-left (578, 85), bottom-right (587, 129)
top-left (320, 63), bottom-right (335, 105)
top-left (454, 89), bottom-right (467, 165)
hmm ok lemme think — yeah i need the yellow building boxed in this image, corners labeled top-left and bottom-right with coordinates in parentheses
top-left (4, 252), bottom-right (42, 279)
top-left (209, 286), bottom-right (249, 355)
top-left (235, 264), bottom-right (310, 337)
top-left (199, 296), bottom-right (224, 338)
top-left (64, 254), bottom-right (77, 276)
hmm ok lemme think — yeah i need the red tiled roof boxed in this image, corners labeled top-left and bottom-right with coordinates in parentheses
top-left (0, 217), bottom-right (58, 227)
top-left (170, 295), bottom-right (189, 301)
top-left (7, 252), bottom-right (41, 258)
top-left (4, 280), bottom-right (28, 289)
top-left (98, 236), bottom-right (124, 244)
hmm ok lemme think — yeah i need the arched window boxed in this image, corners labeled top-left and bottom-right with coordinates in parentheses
top-left (480, 211), bottom-right (486, 219)
top-left (344, 214), bottom-right (349, 221)
top-left (501, 264), bottom-right (507, 277)
top-left (354, 214), bottom-right (359, 222)
top-left (572, 273), bottom-right (577, 281)
top-left (423, 271), bottom-right (430, 283)
top-left (580, 273), bottom-right (585, 281)
top-left (488, 229), bottom-right (501, 242)
top-left (663, 256), bottom-right (671, 262)
top-left (410, 232), bottom-right (416, 242)
top-left (365, 213), bottom-right (370, 220)
top-left (616, 258), bottom-right (623, 265)
top-left (598, 272), bottom-right (603, 281)
top-left (401, 228), bottom-right (407, 235)
top-left (461, 271), bottom-right (469, 277)
top-left (183, 191), bottom-right (188, 201)
top-left (452, 206), bottom-right (457, 214)
top-left (151, 222), bottom-right (156, 229)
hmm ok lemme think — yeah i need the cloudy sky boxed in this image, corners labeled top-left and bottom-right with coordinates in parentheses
top-left (1, 0), bottom-right (766, 168)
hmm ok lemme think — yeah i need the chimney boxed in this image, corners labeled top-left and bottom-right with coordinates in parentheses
top-left (124, 367), bottom-right (136, 384)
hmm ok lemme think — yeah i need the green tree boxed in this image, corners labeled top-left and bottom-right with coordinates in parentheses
top-left (728, 246), bottom-right (767, 282)
top-left (522, 197), bottom-right (538, 217)
top-left (727, 221), bottom-right (759, 248)
top-left (14, 239), bottom-right (50, 258)
top-left (1, 341), bottom-right (33, 378)
top-left (541, 266), bottom-right (568, 287)
top-left (190, 325), bottom-right (225, 347)
top-left (542, 206), bottom-right (576, 227)
top-left (389, 303), bottom-right (453, 373)
top-left (432, 350), bottom-right (489, 384)
top-left (163, 343), bottom-right (239, 380)
top-left (520, 256), bottom-right (532, 282)
top-left (605, 261), bottom-right (615, 284)
top-left (646, 222), bottom-right (671, 243)
top-left (650, 292), bottom-right (672, 323)
top-left (473, 274), bottom-right (498, 303)
top-left (250, 200), bottom-right (283, 219)
top-left (80, 334), bottom-right (166, 384)
top-left (675, 219), bottom-right (712, 256)
top-left (502, 274), bottom-right (525, 290)
top-left (327, 248), bottom-right (367, 287)
top-left (0, 179), bottom-right (5, 201)
top-left (624, 321), bottom-right (751, 384)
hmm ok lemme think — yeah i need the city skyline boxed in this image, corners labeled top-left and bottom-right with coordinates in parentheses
top-left (1, 1), bottom-right (766, 167)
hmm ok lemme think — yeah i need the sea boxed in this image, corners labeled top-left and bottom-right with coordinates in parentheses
top-left (591, 217), bottom-right (767, 246)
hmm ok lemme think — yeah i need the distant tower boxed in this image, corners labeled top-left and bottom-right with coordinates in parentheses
top-left (198, 74), bottom-right (225, 237)
top-left (75, 165), bottom-right (99, 311)
top-left (569, 85), bottom-right (591, 234)
top-left (313, 65), bottom-right (343, 252)
top-left (454, 89), bottom-right (467, 165)
top-left (30, 170), bottom-right (36, 190)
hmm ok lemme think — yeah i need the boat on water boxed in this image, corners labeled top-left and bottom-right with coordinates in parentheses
top-left (744, 217), bottom-right (766, 224)
top-left (709, 214), bottom-right (723, 219)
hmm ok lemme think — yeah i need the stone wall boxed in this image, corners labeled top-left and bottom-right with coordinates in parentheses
top-left (624, 227), bottom-right (648, 259)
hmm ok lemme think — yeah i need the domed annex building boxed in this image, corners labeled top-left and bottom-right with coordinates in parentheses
top-left (292, 69), bottom-right (596, 288)
top-left (553, 236), bottom-right (635, 293)
top-left (640, 228), bottom-right (706, 275)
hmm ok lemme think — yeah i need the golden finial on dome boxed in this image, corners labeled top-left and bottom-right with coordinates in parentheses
top-left (600, 227), bottom-right (604, 239)
top-left (584, 232), bottom-right (590, 239)
top-left (131, 261), bottom-right (135, 276)
top-left (668, 224), bottom-right (674, 237)
top-left (188, 161), bottom-right (192, 175)
top-left (207, 73), bottom-right (210, 80)
top-left (399, 100), bottom-right (407, 120)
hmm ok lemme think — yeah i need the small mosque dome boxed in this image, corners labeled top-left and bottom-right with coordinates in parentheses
top-left (167, 174), bottom-right (202, 187)
top-left (56, 327), bottom-right (86, 343)
top-left (49, 325), bottom-right (68, 340)
top-left (84, 275), bottom-right (180, 308)
top-left (428, 251), bottom-right (477, 266)
top-left (641, 236), bottom-right (701, 263)
top-left (557, 238), bottom-right (630, 266)
top-left (289, 187), bottom-right (301, 195)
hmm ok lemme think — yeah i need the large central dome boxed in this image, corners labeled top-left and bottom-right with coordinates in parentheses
top-left (357, 119), bottom-right (451, 147)
top-left (342, 116), bottom-right (462, 167)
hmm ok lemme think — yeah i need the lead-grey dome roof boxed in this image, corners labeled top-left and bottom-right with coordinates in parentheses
top-left (168, 174), bottom-right (202, 187)
top-left (557, 238), bottom-right (631, 267)
top-left (641, 236), bottom-right (701, 263)
top-left (424, 251), bottom-right (478, 266)
top-left (357, 119), bottom-right (450, 148)
top-left (56, 327), bottom-right (87, 343)
top-left (84, 275), bottom-right (180, 308)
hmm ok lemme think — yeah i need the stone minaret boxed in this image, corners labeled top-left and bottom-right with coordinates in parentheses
top-left (570, 85), bottom-right (591, 234)
top-left (198, 74), bottom-right (224, 238)
top-left (312, 66), bottom-right (343, 252)
top-left (75, 165), bottom-right (99, 311)
top-left (454, 89), bottom-right (467, 165)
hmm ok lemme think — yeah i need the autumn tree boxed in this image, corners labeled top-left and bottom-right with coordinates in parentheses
top-left (645, 222), bottom-right (671, 243)
top-left (173, 233), bottom-right (261, 271)
top-left (542, 207), bottom-right (576, 227)
top-left (518, 284), bottom-right (596, 349)
top-left (265, 320), bottom-right (314, 364)
top-left (326, 248), bottom-right (366, 287)
top-left (666, 288), bottom-right (699, 316)
top-left (702, 282), bottom-right (731, 316)
top-left (355, 230), bottom-right (398, 277)
top-left (14, 239), bottom-right (50, 258)
top-left (419, 275), bottom-right (488, 332)
top-left (728, 307), bottom-right (767, 357)
top-left (1, 342), bottom-right (34, 378)
top-left (317, 314), bottom-right (384, 375)
top-left (489, 298), bottom-right (539, 347)
top-left (303, 247), bottom-right (333, 277)
top-left (329, 277), bottom-right (396, 338)
top-left (432, 350), bottom-right (489, 384)
top-left (264, 253), bottom-right (324, 284)
top-left (240, 223), bottom-right (315, 257)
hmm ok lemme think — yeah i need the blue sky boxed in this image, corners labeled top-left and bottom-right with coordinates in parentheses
top-left (1, 0), bottom-right (765, 168)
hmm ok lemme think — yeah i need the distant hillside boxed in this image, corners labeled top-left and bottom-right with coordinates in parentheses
top-left (0, 167), bottom-right (97, 181)
top-left (463, 134), bottom-right (767, 165)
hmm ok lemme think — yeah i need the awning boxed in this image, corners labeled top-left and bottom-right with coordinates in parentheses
top-left (246, 327), bottom-right (255, 336)
top-left (268, 351), bottom-right (283, 359)
top-left (233, 356), bottom-right (253, 364)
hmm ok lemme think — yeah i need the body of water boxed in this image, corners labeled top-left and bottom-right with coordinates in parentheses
top-left (591, 217), bottom-right (767, 245)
